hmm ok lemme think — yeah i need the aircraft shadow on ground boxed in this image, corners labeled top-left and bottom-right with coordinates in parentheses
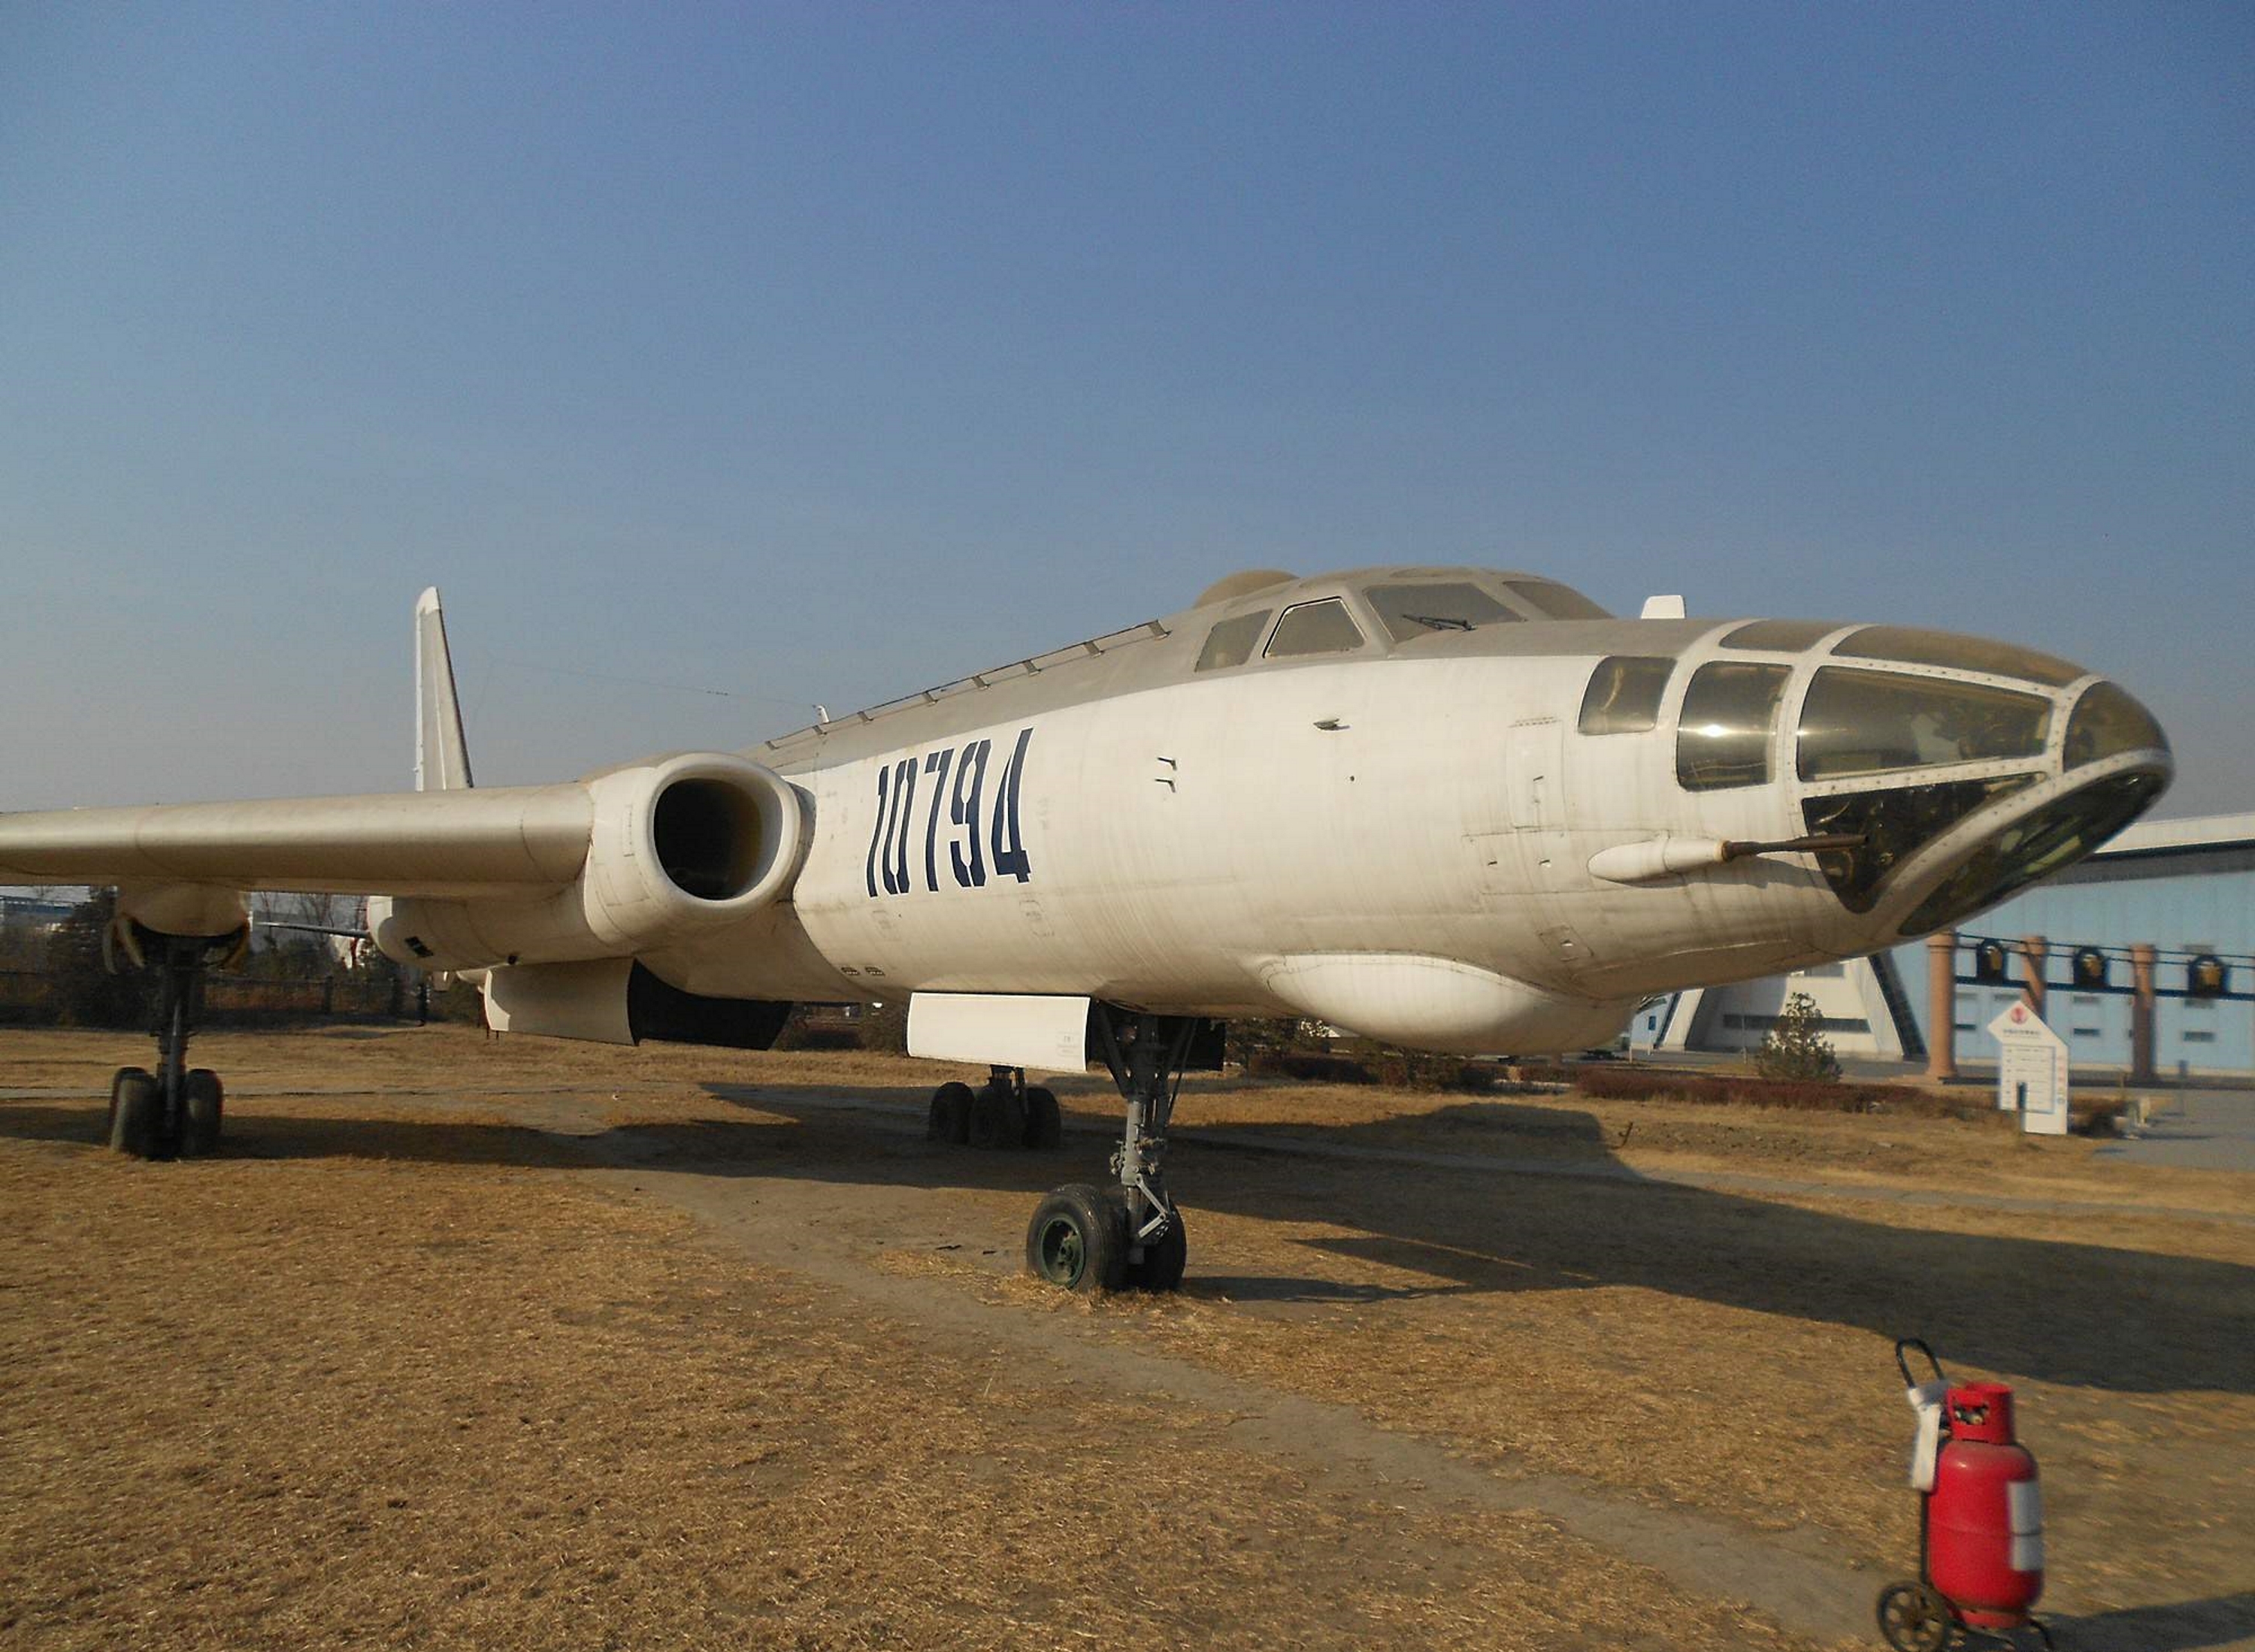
top-left (5, 1079), bottom-right (2250, 1397)
top-left (2046, 1590), bottom-right (2255, 1651)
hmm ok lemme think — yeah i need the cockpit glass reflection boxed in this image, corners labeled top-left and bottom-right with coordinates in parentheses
top-left (1797, 668), bottom-right (2053, 782)
top-left (1501, 579), bottom-right (1611, 620)
top-left (1897, 772), bottom-right (2166, 935)
top-left (1833, 626), bottom-right (2086, 688)
top-left (1801, 776), bottom-right (2037, 912)
top-left (1676, 662), bottom-right (1791, 791)
top-left (2063, 682), bottom-right (2169, 769)
top-left (1364, 582), bottom-right (1519, 643)
top-left (1721, 619), bottom-right (1840, 652)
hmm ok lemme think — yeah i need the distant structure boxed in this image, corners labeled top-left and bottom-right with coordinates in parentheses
top-left (1635, 811), bottom-right (2255, 1077)
top-left (0, 893), bottom-right (77, 935)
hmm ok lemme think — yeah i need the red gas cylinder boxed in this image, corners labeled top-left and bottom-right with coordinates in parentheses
top-left (1927, 1381), bottom-right (2044, 1627)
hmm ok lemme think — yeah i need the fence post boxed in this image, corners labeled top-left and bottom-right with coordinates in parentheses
top-left (2020, 934), bottom-right (2048, 1021)
top-left (1925, 930), bottom-right (1959, 1082)
top-left (2131, 942), bottom-right (2159, 1082)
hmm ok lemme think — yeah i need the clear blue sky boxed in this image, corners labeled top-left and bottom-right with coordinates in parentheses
top-left (4, 3), bottom-right (2249, 812)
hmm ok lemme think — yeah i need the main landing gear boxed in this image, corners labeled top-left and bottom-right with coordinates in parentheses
top-left (1025, 1010), bottom-right (1200, 1296)
top-left (925, 1065), bottom-right (1064, 1151)
top-left (104, 928), bottom-right (236, 1160)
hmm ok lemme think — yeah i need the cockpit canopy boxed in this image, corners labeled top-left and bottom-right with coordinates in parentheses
top-left (1189, 570), bottom-right (1612, 674)
top-left (1585, 618), bottom-right (2171, 934)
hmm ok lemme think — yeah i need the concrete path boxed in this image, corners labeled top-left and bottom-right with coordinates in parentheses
top-left (2096, 1087), bottom-right (2255, 1171)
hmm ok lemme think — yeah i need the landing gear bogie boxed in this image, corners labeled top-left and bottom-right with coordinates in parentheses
top-left (101, 926), bottom-right (238, 1161)
top-left (927, 1067), bottom-right (1058, 1154)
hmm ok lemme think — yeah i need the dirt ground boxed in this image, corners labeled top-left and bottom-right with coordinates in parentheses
top-left (3, 1025), bottom-right (2250, 1652)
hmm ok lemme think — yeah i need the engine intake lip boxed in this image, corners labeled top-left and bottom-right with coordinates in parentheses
top-left (620, 752), bottom-right (807, 916)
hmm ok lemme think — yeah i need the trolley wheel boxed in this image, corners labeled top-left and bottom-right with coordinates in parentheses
top-left (1876, 1580), bottom-right (1954, 1652)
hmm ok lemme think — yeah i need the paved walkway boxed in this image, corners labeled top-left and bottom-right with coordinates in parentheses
top-left (2096, 1088), bottom-right (2255, 1172)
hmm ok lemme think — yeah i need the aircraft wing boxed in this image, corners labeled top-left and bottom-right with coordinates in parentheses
top-left (0, 787), bottom-right (592, 900)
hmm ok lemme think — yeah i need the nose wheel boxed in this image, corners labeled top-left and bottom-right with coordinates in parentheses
top-left (1025, 1009), bottom-right (1206, 1294)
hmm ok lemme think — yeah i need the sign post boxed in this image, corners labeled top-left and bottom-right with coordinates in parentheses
top-left (1988, 1001), bottom-right (2069, 1136)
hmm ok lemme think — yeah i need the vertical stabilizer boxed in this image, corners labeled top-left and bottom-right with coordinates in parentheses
top-left (414, 587), bottom-right (475, 791)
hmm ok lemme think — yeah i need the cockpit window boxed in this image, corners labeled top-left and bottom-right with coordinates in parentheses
top-left (1675, 662), bottom-right (1790, 790)
top-left (1195, 610), bottom-right (1273, 672)
top-left (1796, 668), bottom-right (2053, 782)
top-left (1578, 656), bottom-right (1674, 735)
top-left (1896, 771), bottom-right (2166, 936)
top-left (1834, 626), bottom-right (2086, 688)
top-left (1264, 598), bottom-right (1365, 658)
top-left (1721, 619), bottom-right (1839, 652)
top-left (1502, 579), bottom-right (1611, 620)
top-left (2064, 682), bottom-right (2169, 768)
top-left (1802, 776), bottom-right (2038, 913)
top-left (1365, 582), bottom-right (1520, 643)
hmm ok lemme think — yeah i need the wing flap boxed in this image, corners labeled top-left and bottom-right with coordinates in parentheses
top-left (0, 785), bottom-right (592, 897)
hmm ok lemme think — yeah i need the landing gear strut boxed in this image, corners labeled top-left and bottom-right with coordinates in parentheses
top-left (1025, 1009), bottom-right (1201, 1294)
top-left (925, 1066), bottom-right (1061, 1151)
top-left (105, 928), bottom-right (234, 1160)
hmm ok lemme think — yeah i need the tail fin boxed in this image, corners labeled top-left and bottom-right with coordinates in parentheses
top-left (414, 586), bottom-right (475, 792)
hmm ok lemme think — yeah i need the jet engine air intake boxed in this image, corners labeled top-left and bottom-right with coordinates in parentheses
top-left (374, 752), bottom-right (807, 974)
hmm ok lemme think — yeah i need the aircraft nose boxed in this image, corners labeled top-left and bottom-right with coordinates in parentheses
top-left (2061, 679), bottom-right (2170, 770)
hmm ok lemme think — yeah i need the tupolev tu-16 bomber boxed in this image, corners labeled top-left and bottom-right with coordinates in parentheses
top-left (0, 567), bottom-right (2174, 1293)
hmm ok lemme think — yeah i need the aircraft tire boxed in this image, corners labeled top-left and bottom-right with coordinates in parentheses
top-left (1123, 1204), bottom-right (1188, 1293)
top-left (184, 1070), bottom-right (224, 1156)
top-left (1022, 1086), bottom-right (1062, 1150)
top-left (927, 1082), bottom-right (974, 1144)
top-left (968, 1084), bottom-right (1014, 1151)
top-left (1025, 1183), bottom-right (1126, 1293)
top-left (109, 1071), bottom-right (161, 1159)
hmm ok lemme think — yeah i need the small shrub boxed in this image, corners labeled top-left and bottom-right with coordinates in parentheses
top-left (855, 1000), bottom-right (909, 1054)
top-left (1754, 991), bottom-right (1842, 1084)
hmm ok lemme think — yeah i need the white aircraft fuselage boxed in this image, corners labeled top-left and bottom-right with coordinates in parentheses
top-left (390, 564), bottom-right (2170, 1058)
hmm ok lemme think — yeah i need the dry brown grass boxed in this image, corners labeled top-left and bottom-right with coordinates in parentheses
top-left (6, 1024), bottom-right (2250, 1643)
top-left (1, 1030), bottom-right (1831, 1652)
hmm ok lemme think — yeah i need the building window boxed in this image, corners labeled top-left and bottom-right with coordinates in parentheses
top-left (2182, 1030), bottom-right (2217, 1044)
top-left (2072, 1027), bottom-right (2101, 1038)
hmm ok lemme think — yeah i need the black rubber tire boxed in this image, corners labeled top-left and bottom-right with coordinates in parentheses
top-left (1025, 1183), bottom-right (1126, 1293)
top-left (1022, 1085), bottom-right (1063, 1150)
top-left (107, 1067), bottom-right (144, 1139)
top-left (1875, 1581), bottom-right (1954, 1652)
top-left (109, 1070), bottom-right (161, 1159)
top-left (1124, 1203), bottom-right (1189, 1293)
top-left (927, 1082), bottom-right (974, 1144)
top-left (968, 1084), bottom-right (1014, 1151)
top-left (183, 1069), bottom-right (224, 1156)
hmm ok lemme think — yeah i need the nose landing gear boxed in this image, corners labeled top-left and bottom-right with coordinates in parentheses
top-left (103, 927), bottom-right (238, 1160)
top-left (1025, 1009), bottom-right (1204, 1294)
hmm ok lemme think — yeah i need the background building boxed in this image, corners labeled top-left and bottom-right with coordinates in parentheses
top-left (1635, 811), bottom-right (2255, 1077)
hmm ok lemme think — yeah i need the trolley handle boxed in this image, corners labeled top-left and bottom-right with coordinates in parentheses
top-left (1894, 1336), bottom-right (1946, 1390)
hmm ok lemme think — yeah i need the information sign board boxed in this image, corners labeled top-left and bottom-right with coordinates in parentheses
top-left (1988, 1000), bottom-right (2069, 1136)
